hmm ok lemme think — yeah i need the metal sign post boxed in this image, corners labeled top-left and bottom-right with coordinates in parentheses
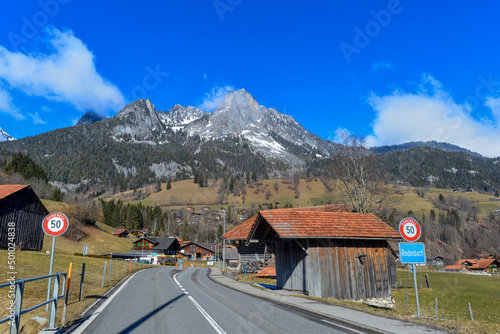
top-left (42, 212), bottom-right (69, 311)
top-left (398, 217), bottom-right (425, 318)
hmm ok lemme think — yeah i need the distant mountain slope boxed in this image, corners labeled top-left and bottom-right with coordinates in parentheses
top-left (0, 89), bottom-right (497, 194)
top-left (76, 111), bottom-right (106, 125)
top-left (373, 141), bottom-right (483, 158)
top-left (379, 147), bottom-right (500, 191)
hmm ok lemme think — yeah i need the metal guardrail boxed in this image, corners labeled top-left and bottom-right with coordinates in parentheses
top-left (0, 272), bottom-right (67, 334)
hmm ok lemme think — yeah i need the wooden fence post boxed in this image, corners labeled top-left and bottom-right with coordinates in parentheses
top-left (79, 263), bottom-right (86, 301)
top-left (109, 260), bottom-right (113, 282)
top-left (468, 302), bottom-right (474, 321)
top-left (425, 273), bottom-right (430, 288)
top-left (435, 297), bottom-right (438, 317)
top-left (404, 290), bottom-right (409, 310)
top-left (101, 261), bottom-right (107, 287)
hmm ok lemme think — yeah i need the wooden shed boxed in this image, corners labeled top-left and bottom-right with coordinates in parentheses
top-left (222, 215), bottom-right (267, 266)
top-left (247, 209), bottom-right (401, 300)
top-left (0, 185), bottom-right (49, 251)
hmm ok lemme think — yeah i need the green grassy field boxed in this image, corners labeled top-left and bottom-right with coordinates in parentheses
top-left (392, 270), bottom-right (500, 333)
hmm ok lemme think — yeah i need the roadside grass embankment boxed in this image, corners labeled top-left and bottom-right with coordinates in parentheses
top-left (0, 250), bottom-right (153, 333)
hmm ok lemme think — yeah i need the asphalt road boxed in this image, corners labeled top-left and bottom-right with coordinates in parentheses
top-left (76, 266), bottom-right (369, 334)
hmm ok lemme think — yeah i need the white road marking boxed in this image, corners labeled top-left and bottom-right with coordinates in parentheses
top-left (72, 270), bottom-right (142, 334)
top-left (321, 319), bottom-right (366, 334)
top-left (174, 271), bottom-right (226, 334)
top-left (188, 295), bottom-right (227, 334)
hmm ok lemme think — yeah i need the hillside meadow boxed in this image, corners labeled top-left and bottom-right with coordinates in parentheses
top-left (107, 179), bottom-right (500, 219)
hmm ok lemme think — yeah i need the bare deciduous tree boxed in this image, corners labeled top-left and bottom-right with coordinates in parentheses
top-left (331, 132), bottom-right (399, 214)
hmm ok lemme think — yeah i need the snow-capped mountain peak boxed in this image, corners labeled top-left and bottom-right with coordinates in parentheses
top-left (0, 127), bottom-right (15, 142)
top-left (158, 104), bottom-right (207, 131)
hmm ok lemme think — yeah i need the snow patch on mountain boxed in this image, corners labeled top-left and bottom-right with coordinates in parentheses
top-left (0, 127), bottom-right (15, 142)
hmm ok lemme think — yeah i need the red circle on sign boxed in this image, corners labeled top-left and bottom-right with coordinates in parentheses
top-left (399, 217), bottom-right (421, 242)
top-left (42, 212), bottom-right (69, 237)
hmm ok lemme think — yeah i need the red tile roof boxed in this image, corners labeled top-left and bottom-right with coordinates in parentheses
top-left (222, 215), bottom-right (258, 241)
top-left (0, 185), bottom-right (29, 200)
top-left (256, 265), bottom-right (276, 278)
top-left (222, 206), bottom-right (353, 241)
top-left (254, 209), bottom-right (401, 239)
top-left (112, 229), bottom-right (129, 235)
top-left (445, 258), bottom-right (499, 271)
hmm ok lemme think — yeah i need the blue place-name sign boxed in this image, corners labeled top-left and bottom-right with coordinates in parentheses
top-left (399, 242), bottom-right (426, 264)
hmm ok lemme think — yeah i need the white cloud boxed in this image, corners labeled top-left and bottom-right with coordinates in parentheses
top-left (330, 127), bottom-right (352, 143)
top-left (0, 88), bottom-right (23, 120)
top-left (197, 84), bottom-right (234, 111)
top-left (0, 27), bottom-right (125, 119)
top-left (366, 75), bottom-right (500, 157)
top-left (372, 61), bottom-right (394, 72)
top-left (29, 112), bottom-right (46, 124)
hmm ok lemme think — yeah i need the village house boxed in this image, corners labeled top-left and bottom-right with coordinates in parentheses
top-left (444, 258), bottom-right (500, 273)
top-left (179, 241), bottom-right (215, 260)
top-left (0, 185), bottom-right (48, 251)
top-left (112, 228), bottom-right (130, 238)
top-left (244, 207), bottom-right (401, 300)
top-left (131, 236), bottom-right (180, 255)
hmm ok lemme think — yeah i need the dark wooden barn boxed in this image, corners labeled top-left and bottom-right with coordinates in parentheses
top-left (247, 209), bottom-right (401, 300)
top-left (0, 185), bottom-right (49, 251)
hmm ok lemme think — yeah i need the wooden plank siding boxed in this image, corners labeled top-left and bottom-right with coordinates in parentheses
top-left (275, 239), bottom-right (395, 300)
top-left (237, 244), bottom-right (265, 264)
top-left (0, 187), bottom-right (48, 251)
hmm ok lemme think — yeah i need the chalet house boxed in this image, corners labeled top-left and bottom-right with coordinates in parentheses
top-left (246, 208), bottom-right (401, 300)
top-left (428, 256), bottom-right (446, 267)
top-left (180, 241), bottom-right (215, 260)
top-left (445, 258), bottom-right (500, 273)
top-left (112, 228), bottom-right (130, 238)
top-left (131, 237), bottom-right (180, 255)
top-left (0, 185), bottom-right (48, 251)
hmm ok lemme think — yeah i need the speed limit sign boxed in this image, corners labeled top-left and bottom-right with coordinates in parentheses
top-left (399, 217), bottom-right (421, 242)
top-left (42, 212), bottom-right (69, 237)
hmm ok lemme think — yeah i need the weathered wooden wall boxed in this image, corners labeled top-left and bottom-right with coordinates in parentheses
top-left (275, 239), bottom-right (395, 300)
top-left (237, 243), bottom-right (266, 264)
top-left (0, 188), bottom-right (48, 250)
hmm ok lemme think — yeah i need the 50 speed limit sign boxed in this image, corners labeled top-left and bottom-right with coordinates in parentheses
top-left (42, 212), bottom-right (69, 237)
top-left (399, 217), bottom-right (421, 242)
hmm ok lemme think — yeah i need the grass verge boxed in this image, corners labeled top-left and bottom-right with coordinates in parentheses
top-left (235, 269), bottom-right (500, 334)
top-left (0, 250), bottom-right (153, 333)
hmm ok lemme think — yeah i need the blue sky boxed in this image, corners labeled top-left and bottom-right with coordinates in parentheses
top-left (1, 1), bottom-right (500, 157)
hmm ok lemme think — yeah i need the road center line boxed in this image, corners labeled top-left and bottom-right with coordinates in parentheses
top-left (173, 271), bottom-right (227, 334)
